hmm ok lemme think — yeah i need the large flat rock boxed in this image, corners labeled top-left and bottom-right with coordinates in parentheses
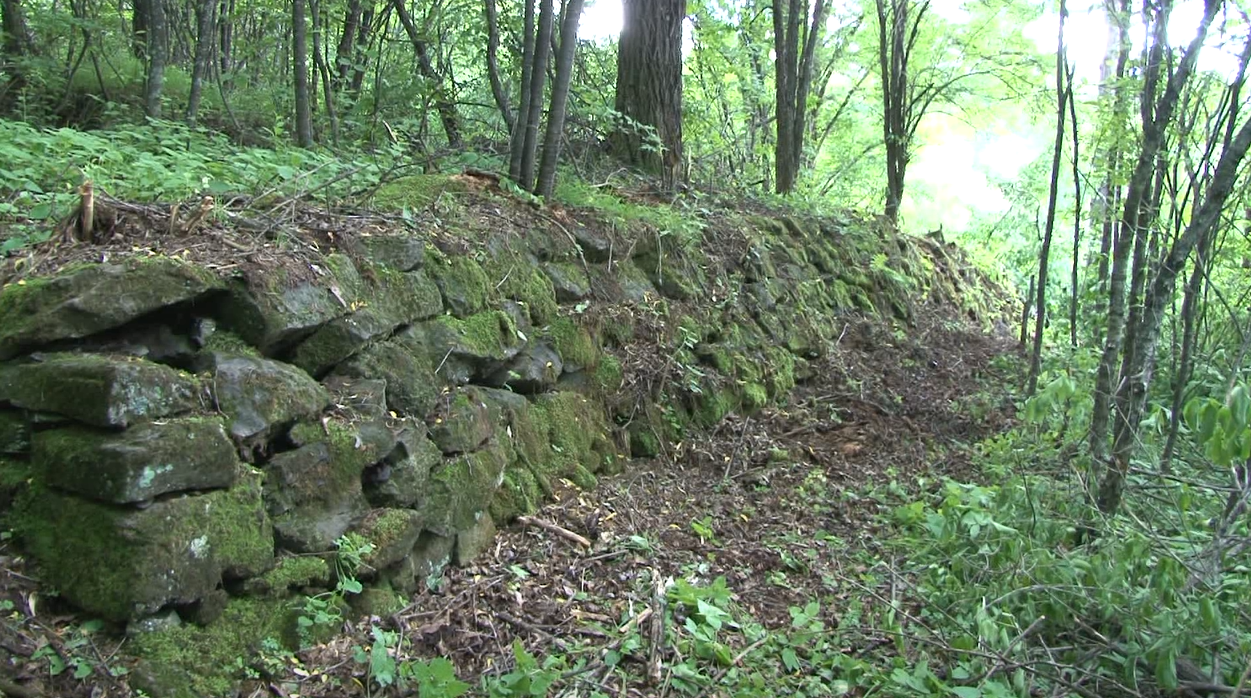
top-left (0, 258), bottom-right (224, 360)
top-left (0, 354), bottom-right (202, 428)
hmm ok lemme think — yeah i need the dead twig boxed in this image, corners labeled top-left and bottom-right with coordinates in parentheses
top-left (516, 516), bottom-right (592, 549)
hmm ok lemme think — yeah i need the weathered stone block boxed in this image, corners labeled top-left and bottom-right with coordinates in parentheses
top-left (363, 426), bottom-right (441, 509)
top-left (397, 311), bottom-right (524, 384)
top-left (201, 353), bottom-right (329, 444)
top-left (427, 388), bottom-right (494, 455)
top-left (454, 513), bottom-right (496, 566)
top-left (353, 508), bottom-right (424, 573)
top-left (334, 340), bottom-right (440, 418)
top-left (19, 466), bottom-right (273, 622)
top-left (0, 354), bottom-right (202, 428)
top-left (34, 417), bottom-right (239, 504)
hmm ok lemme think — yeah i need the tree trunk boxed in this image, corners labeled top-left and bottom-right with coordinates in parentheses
top-left (143, 0), bottom-right (168, 118)
top-left (1100, 110), bottom-right (1251, 515)
top-left (292, 0), bottom-right (314, 147)
top-left (520, 0), bottom-right (555, 190)
top-left (185, 0), bottom-right (217, 126)
top-left (877, 0), bottom-right (928, 221)
top-left (535, 0), bottom-right (586, 198)
top-left (311, 0), bottom-right (337, 144)
top-left (390, 0), bottom-right (462, 148)
top-left (508, 0), bottom-right (537, 182)
top-left (1027, 0), bottom-right (1069, 397)
top-left (611, 0), bottom-right (686, 189)
top-left (347, 6), bottom-right (372, 98)
top-left (484, 0), bottom-right (513, 132)
top-left (1, 0), bottom-right (34, 58)
top-left (1067, 61), bottom-right (1081, 349)
top-left (1161, 239), bottom-right (1208, 471)
top-left (1090, 0), bottom-right (1211, 463)
top-left (333, 0), bottom-right (361, 91)
top-left (133, 0), bottom-right (150, 60)
top-left (218, 0), bottom-right (233, 76)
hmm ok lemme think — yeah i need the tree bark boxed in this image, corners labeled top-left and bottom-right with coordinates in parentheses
top-left (484, 0), bottom-right (514, 132)
top-left (293, 0), bottom-right (314, 147)
top-left (218, 0), bottom-right (234, 76)
top-left (1, 0), bottom-right (34, 58)
top-left (1026, 0), bottom-right (1069, 397)
top-left (185, 0), bottom-right (217, 126)
top-left (535, 0), bottom-right (586, 198)
top-left (877, 0), bottom-right (930, 221)
top-left (143, 0), bottom-right (168, 118)
top-left (391, 0), bottom-right (462, 148)
top-left (508, 0), bottom-right (537, 182)
top-left (334, 0), bottom-right (361, 91)
top-left (611, 0), bottom-right (686, 189)
top-left (520, 0), bottom-right (555, 190)
top-left (1100, 109), bottom-right (1251, 515)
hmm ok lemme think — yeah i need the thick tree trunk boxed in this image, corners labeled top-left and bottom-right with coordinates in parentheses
top-left (1, 0), bottom-right (34, 58)
top-left (1100, 111), bottom-right (1251, 515)
top-left (185, 0), bottom-right (217, 126)
top-left (143, 0), bottom-right (168, 118)
top-left (391, 0), bottom-right (462, 148)
top-left (292, 0), bottom-right (314, 147)
top-left (485, 0), bottom-right (513, 132)
top-left (535, 0), bottom-right (585, 198)
top-left (612, 0), bottom-right (686, 189)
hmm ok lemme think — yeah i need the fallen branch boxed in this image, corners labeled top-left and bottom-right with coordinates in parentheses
top-left (516, 515), bottom-right (592, 549)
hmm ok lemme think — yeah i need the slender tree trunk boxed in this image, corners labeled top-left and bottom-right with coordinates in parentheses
top-left (218, 0), bottom-right (233, 76)
top-left (391, 0), bottom-right (462, 148)
top-left (1100, 111), bottom-right (1251, 515)
top-left (185, 0), bottom-right (217, 126)
top-left (1, 0), bottom-right (34, 58)
top-left (134, 0), bottom-right (150, 60)
top-left (508, 0), bottom-right (537, 182)
top-left (484, 0), bottom-right (514, 132)
top-left (1027, 0), bottom-right (1069, 397)
top-left (535, 0), bottom-right (585, 198)
top-left (1021, 275), bottom-right (1035, 347)
top-left (1068, 62), bottom-right (1081, 349)
top-left (348, 6), bottom-right (373, 98)
top-left (1161, 239), bottom-right (1208, 470)
top-left (1091, 0), bottom-right (1211, 463)
top-left (520, 0), bottom-right (555, 190)
top-left (334, 0), bottom-right (361, 91)
top-left (143, 0), bottom-right (168, 118)
top-left (611, 0), bottom-right (686, 189)
top-left (311, 0), bottom-right (337, 144)
top-left (292, 0), bottom-right (314, 147)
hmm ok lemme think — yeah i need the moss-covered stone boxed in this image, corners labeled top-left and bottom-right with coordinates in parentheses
top-left (542, 261), bottom-right (591, 302)
top-left (387, 531), bottom-right (455, 593)
top-left (486, 258), bottom-right (559, 325)
top-left (334, 339), bottom-right (440, 417)
top-left (423, 436), bottom-right (513, 536)
top-left (215, 255), bottom-right (362, 355)
top-left (0, 258), bottom-right (224, 361)
top-left (0, 410), bottom-right (29, 454)
top-left (350, 585), bottom-right (407, 616)
top-left (0, 354), bottom-right (202, 428)
top-left (544, 316), bottom-right (598, 372)
top-left (356, 235), bottom-right (427, 272)
top-left (203, 353), bottom-right (329, 445)
top-left (398, 311), bottom-right (523, 384)
top-left (353, 508), bottom-right (424, 573)
top-left (18, 466), bottom-right (272, 622)
top-left (364, 426), bottom-right (441, 509)
top-left (429, 255), bottom-right (492, 317)
top-left (33, 416), bottom-right (239, 504)
top-left (128, 595), bottom-right (297, 698)
top-left (269, 418), bottom-right (394, 553)
top-left (243, 555), bottom-right (331, 596)
top-left (427, 389), bottom-right (494, 455)
top-left (484, 341), bottom-right (562, 393)
top-left (373, 174), bottom-right (467, 210)
top-left (629, 426), bottom-right (662, 458)
top-left (454, 513), bottom-right (496, 566)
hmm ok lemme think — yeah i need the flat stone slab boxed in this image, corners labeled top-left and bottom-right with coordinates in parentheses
top-left (0, 258), bottom-right (224, 360)
top-left (34, 417), bottom-right (239, 504)
top-left (0, 354), bottom-right (202, 428)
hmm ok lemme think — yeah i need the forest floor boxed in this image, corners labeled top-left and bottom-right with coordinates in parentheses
top-left (0, 184), bottom-right (1020, 698)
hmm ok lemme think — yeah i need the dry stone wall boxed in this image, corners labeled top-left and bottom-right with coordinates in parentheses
top-left (0, 204), bottom-right (1003, 695)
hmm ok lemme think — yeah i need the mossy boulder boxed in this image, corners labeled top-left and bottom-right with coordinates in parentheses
top-left (214, 254), bottom-right (362, 355)
top-left (333, 339), bottom-right (440, 417)
top-left (485, 341), bottom-right (562, 393)
top-left (398, 311), bottom-right (524, 384)
top-left (242, 555), bottom-right (331, 597)
top-left (0, 258), bottom-right (224, 361)
top-left (356, 235), bottom-right (427, 272)
top-left (427, 388), bottom-right (494, 455)
top-left (542, 261), bottom-right (591, 302)
top-left (322, 376), bottom-right (389, 420)
top-left (423, 436), bottom-right (513, 536)
top-left (0, 354), bottom-right (202, 428)
top-left (353, 508), bottom-right (425, 574)
top-left (33, 417), bottom-right (239, 504)
top-left (363, 426), bottom-right (441, 509)
top-left (454, 513), bottom-right (496, 566)
top-left (267, 418), bottom-right (395, 553)
top-left (485, 257), bottom-right (559, 325)
top-left (543, 316), bottom-right (599, 373)
top-left (387, 531), bottom-right (455, 593)
top-left (0, 410), bottom-right (30, 454)
top-left (19, 466), bottom-right (273, 622)
top-left (202, 353), bottom-right (329, 446)
top-left (429, 256), bottom-right (492, 317)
